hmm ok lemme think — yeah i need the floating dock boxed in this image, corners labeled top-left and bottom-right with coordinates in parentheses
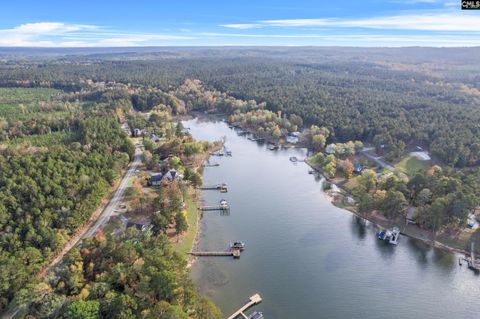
top-left (227, 294), bottom-right (263, 319)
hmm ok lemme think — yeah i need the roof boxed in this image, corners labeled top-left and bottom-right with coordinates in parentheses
top-left (162, 169), bottom-right (178, 181)
top-left (127, 220), bottom-right (151, 231)
top-left (149, 173), bottom-right (163, 182)
top-left (326, 144), bottom-right (336, 153)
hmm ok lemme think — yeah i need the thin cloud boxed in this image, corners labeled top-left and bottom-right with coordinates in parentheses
top-left (219, 23), bottom-right (262, 29)
top-left (218, 11), bottom-right (480, 32)
top-left (263, 13), bottom-right (480, 31)
top-left (0, 22), bottom-right (194, 47)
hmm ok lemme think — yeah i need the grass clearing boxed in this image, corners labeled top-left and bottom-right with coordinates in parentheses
top-left (395, 155), bottom-right (429, 176)
top-left (173, 186), bottom-right (199, 255)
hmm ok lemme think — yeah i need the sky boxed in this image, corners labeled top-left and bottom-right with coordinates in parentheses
top-left (0, 0), bottom-right (479, 47)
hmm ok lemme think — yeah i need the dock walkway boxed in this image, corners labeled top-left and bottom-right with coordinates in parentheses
top-left (199, 183), bottom-right (228, 192)
top-left (226, 294), bottom-right (262, 319)
top-left (200, 205), bottom-right (230, 211)
top-left (188, 248), bottom-right (241, 258)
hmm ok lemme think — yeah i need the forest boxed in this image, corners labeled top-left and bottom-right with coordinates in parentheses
top-left (1, 48), bottom-right (479, 166)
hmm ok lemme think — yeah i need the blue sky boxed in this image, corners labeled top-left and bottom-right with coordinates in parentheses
top-left (0, 0), bottom-right (479, 47)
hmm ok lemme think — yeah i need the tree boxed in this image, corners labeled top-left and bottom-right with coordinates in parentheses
top-left (416, 188), bottom-right (433, 206)
top-left (152, 211), bottom-right (170, 235)
top-left (323, 162), bottom-right (336, 179)
top-left (66, 300), bottom-right (100, 319)
top-left (184, 167), bottom-right (202, 187)
top-left (358, 169), bottom-right (377, 192)
top-left (311, 134), bottom-right (326, 152)
top-left (342, 159), bottom-right (354, 179)
top-left (381, 190), bottom-right (407, 218)
top-left (175, 211), bottom-right (188, 241)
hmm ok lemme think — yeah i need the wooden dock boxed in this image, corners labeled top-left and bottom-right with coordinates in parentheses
top-left (200, 205), bottom-right (229, 210)
top-left (199, 183), bottom-right (227, 192)
top-left (188, 248), bottom-right (241, 258)
top-left (203, 163), bottom-right (220, 167)
top-left (226, 294), bottom-right (262, 319)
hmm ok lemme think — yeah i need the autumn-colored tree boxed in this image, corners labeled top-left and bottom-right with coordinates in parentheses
top-left (343, 159), bottom-right (354, 179)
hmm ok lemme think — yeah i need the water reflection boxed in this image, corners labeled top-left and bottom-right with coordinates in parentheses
top-left (406, 237), bottom-right (431, 268)
top-left (350, 215), bottom-right (368, 240)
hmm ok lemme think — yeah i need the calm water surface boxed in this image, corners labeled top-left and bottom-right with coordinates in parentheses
top-left (185, 118), bottom-right (479, 319)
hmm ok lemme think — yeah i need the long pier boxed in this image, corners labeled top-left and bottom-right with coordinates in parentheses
top-left (203, 163), bottom-right (220, 167)
top-left (199, 183), bottom-right (228, 192)
top-left (200, 205), bottom-right (230, 211)
top-left (188, 248), bottom-right (241, 258)
top-left (226, 294), bottom-right (262, 319)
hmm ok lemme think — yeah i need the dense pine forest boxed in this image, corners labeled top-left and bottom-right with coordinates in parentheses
top-left (1, 47), bottom-right (480, 166)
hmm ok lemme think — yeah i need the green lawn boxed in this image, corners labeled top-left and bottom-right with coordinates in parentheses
top-left (173, 187), bottom-right (199, 255)
top-left (395, 155), bottom-right (429, 176)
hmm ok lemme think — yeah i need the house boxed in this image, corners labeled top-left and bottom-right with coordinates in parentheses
top-left (150, 133), bottom-right (161, 142)
top-left (127, 220), bottom-right (151, 232)
top-left (326, 143), bottom-right (336, 154)
top-left (148, 173), bottom-right (163, 186)
top-left (286, 135), bottom-right (299, 144)
top-left (162, 169), bottom-right (180, 182)
top-left (353, 163), bottom-right (365, 174)
top-left (467, 214), bottom-right (479, 230)
top-left (132, 128), bottom-right (143, 137)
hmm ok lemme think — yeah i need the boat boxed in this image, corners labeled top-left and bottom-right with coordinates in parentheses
top-left (267, 145), bottom-right (278, 151)
top-left (230, 241), bottom-right (246, 250)
top-left (308, 170), bottom-right (314, 174)
top-left (226, 150), bottom-right (232, 156)
top-left (377, 226), bottom-right (400, 245)
top-left (219, 199), bottom-right (228, 208)
top-left (289, 156), bottom-right (298, 162)
top-left (249, 311), bottom-right (264, 319)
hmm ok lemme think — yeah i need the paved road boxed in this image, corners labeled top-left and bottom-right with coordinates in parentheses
top-left (360, 148), bottom-right (395, 171)
top-left (84, 146), bottom-right (142, 237)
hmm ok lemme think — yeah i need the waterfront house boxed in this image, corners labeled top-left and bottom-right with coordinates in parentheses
top-left (148, 172), bottom-right (163, 186)
top-left (286, 132), bottom-right (300, 144)
top-left (326, 143), bottom-right (336, 154)
top-left (162, 169), bottom-right (180, 182)
top-left (132, 128), bottom-right (143, 137)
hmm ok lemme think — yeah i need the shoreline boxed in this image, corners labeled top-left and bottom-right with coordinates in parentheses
top-left (304, 158), bottom-right (470, 257)
top-left (179, 118), bottom-right (225, 268)
top-left (185, 116), bottom-right (471, 265)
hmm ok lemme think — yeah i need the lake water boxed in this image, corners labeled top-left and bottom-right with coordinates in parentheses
top-left (185, 118), bottom-right (479, 319)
